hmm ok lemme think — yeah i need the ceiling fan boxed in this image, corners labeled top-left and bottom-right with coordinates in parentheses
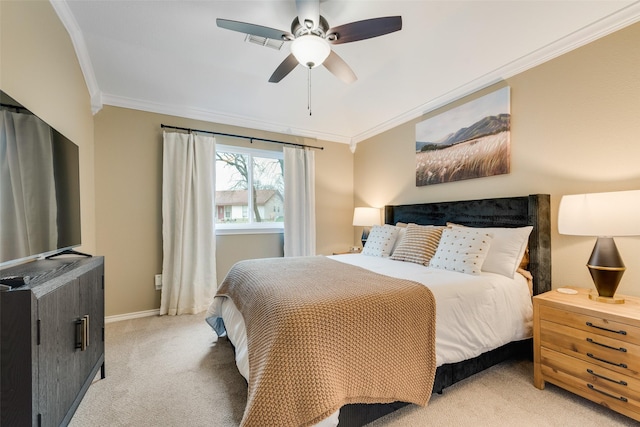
top-left (216, 0), bottom-right (402, 84)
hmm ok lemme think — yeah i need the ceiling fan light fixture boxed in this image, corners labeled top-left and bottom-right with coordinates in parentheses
top-left (291, 35), bottom-right (330, 68)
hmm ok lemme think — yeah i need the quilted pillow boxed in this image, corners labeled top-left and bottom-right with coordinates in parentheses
top-left (430, 228), bottom-right (493, 274)
top-left (390, 223), bottom-right (444, 265)
top-left (447, 223), bottom-right (532, 278)
top-left (362, 225), bottom-right (400, 257)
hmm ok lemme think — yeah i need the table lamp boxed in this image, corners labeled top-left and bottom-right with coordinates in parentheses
top-left (352, 207), bottom-right (381, 247)
top-left (558, 190), bottom-right (640, 303)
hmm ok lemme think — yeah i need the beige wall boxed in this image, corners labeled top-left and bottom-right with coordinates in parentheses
top-left (5, 1), bottom-right (639, 314)
top-left (0, 0), bottom-right (354, 319)
top-left (354, 22), bottom-right (640, 297)
top-left (0, 1), bottom-right (96, 256)
top-left (94, 106), bottom-right (354, 316)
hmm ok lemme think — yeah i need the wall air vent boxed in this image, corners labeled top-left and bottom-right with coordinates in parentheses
top-left (244, 34), bottom-right (284, 50)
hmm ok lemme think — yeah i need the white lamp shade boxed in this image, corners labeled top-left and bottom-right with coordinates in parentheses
top-left (558, 190), bottom-right (640, 237)
top-left (352, 207), bottom-right (382, 227)
top-left (291, 35), bottom-right (330, 69)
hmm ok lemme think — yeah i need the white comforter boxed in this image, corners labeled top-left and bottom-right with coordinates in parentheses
top-left (206, 254), bottom-right (533, 427)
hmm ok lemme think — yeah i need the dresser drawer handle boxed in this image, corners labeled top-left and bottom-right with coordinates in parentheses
top-left (586, 322), bottom-right (627, 335)
top-left (586, 338), bottom-right (627, 352)
top-left (587, 369), bottom-right (628, 386)
top-left (587, 384), bottom-right (628, 402)
top-left (587, 353), bottom-right (627, 368)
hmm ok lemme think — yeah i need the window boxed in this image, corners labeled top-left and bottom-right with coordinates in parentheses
top-left (215, 144), bottom-right (284, 234)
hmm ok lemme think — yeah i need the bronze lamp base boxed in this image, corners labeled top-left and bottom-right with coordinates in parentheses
top-left (587, 237), bottom-right (626, 304)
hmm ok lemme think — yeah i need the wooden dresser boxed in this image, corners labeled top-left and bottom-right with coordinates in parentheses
top-left (533, 287), bottom-right (640, 422)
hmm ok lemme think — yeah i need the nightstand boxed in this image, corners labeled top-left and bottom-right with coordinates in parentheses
top-left (533, 287), bottom-right (640, 422)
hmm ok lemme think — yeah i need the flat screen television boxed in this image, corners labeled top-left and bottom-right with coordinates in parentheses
top-left (0, 90), bottom-right (81, 268)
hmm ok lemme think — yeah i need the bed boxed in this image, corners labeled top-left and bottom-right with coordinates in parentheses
top-left (206, 194), bottom-right (551, 427)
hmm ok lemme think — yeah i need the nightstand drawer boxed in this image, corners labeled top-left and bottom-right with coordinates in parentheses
top-left (540, 320), bottom-right (640, 377)
top-left (541, 347), bottom-right (640, 398)
top-left (541, 347), bottom-right (640, 418)
top-left (539, 305), bottom-right (640, 347)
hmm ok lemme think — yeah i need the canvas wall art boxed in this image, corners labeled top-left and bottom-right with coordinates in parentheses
top-left (416, 86), bottom-right (510, 186)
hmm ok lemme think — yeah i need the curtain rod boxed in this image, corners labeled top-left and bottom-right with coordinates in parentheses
top-left (0, 103), bottom-right (30, 112)
top-left (160, 124), bottom-right (323, 150)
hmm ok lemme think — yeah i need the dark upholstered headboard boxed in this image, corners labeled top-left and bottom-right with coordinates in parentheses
top-left (384, 194), bottom-right (551, 295)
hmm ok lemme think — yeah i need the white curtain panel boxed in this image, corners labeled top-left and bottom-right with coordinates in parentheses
top-left (283, 146), bottom-right (316, 257)
top-left (0, 111), bottom-right (57, 261)
top-left (161, 131), bottom-right (217, 315)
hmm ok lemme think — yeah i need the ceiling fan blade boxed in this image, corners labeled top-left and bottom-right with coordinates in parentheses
top-left (323, 51), bottom-right (357, 84)
top-left (296, 0), bottom-right (320, 30)
top-left (269, 54), bottom-right (299, 83)
top-left (216, 18), bottom-right (292, 41)
top-left (327, 16), bottom-right (402, 45)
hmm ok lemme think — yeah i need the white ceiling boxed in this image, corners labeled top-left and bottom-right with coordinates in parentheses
top-left (54, 1), bottom-right (640, 146)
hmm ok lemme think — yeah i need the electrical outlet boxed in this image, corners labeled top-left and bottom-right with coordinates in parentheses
top-left (154, 274), bottom-right (162, 290)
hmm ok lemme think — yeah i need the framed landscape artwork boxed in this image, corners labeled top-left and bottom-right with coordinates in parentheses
top-left (416, 87), bottom-right (511, 186)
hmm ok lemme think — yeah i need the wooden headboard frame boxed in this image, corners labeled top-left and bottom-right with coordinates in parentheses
top-left (384, 194), bottom-right (551, 295)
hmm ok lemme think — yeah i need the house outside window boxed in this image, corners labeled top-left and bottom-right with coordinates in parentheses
top-left (215, 144), bottom-right (284, 234)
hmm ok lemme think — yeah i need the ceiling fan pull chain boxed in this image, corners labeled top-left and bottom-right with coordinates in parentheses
top-left (308, 67), bottom-right (312, 116)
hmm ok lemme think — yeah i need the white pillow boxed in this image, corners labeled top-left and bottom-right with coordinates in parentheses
top-left (390, 223), bottom-right (408, 253)
top-left (362, 225), bottom-right (400, 257)
top-left (430, 228), bottom-right (493, 275)
top-left (448, 223), bottom-right (533, 278)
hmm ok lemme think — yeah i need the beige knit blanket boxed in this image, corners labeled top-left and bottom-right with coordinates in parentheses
top-left (216, 256), bottom-right (437, 427)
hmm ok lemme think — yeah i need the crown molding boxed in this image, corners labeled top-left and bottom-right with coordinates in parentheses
top-left (52, 0), bottom-right (640, 146)
top-left (351, 1), bottom-right (640, 144)
top-left (101, 93), bottom-right (352, 144)
top-left (50, 0), bottom-right (103, 113)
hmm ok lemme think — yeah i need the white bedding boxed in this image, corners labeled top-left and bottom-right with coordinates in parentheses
top-left (206, 254), bottom-right (533, 427)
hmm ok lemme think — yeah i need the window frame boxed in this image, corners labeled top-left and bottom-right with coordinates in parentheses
top-left (215, 144), bottom-right (284, 235)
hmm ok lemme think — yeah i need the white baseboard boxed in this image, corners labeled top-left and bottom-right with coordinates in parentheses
top-left (105, 309), bottom-right (160, 324)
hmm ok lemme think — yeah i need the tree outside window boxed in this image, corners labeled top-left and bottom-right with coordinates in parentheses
top-left (215, 145), bottom-right (284, 229)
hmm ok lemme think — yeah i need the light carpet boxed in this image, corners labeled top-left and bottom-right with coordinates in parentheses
top-left (70, 313), bottom-right (636, 426)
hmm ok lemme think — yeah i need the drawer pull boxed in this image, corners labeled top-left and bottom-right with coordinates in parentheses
top-left (586, 338), bottom-right (627, 352)
top-left (587, 369), bottom-right (628, 386)
top-left (586, 322), bottom-right (627, 335)
top-left (587, 384), bottom-right (628, 402)
top-left (587, 353), bottom-right (627, 368)
top-left (75, 314), bottom-right (89, 351)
